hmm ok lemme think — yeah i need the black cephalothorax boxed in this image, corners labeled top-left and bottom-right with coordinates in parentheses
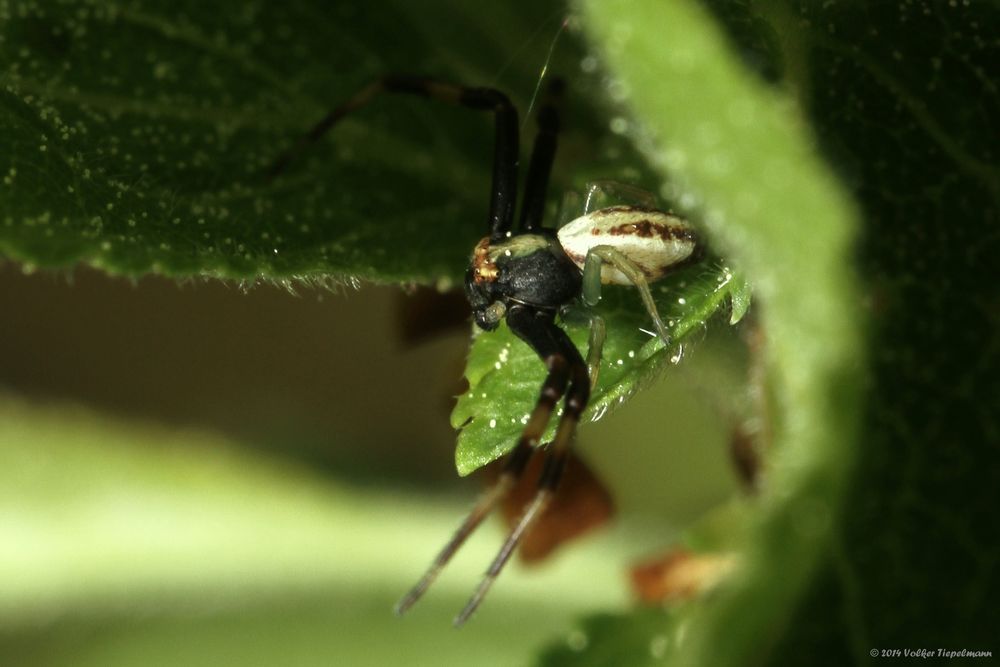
top-left (466, 231), bottom-right (583, 329)
top-left (270, 75), bottom-right (698, 625)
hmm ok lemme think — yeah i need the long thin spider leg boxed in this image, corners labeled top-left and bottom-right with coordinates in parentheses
top-left (264, 80), bottom-right (382, 181)
top-left (454, 316), bottom-right (590, 626)
top-left (395, 305), bottom-right (571, 616)
top-left (453, 484), bottom-right (552, 626)
top-left (585, 313), bottom-right (606, 389)
top-left (582, 180), bottom-right (658, 214)
top-left (554, 305), bottom-right (604, 387)
top-left (266, 75), bottom-right (520, 240)
top-left (519, 78), bottom-right (564, 233)
top-left (393, 439), bottom-right (533, 616)
top-left (583, 245), bottom-right (672, 346)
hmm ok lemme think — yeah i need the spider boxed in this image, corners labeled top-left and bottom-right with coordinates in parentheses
top-left (271, 75), bottom-right (700, 625)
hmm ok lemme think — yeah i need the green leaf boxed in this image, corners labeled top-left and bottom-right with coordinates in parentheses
top-left (537, 607), bottom-right (682, 666)
top-left (453, 261), bottom-right (747, 475)
top-left (535, 0), bottom-right (867, 664)
top-left (0, 0), bottom-right (640, 283)
top-left (540, 0), bottom-right (998, 663)
top-left (2, 0), bottom-right (743, 479)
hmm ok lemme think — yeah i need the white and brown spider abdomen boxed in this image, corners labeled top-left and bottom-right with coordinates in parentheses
top-left (557, 206), bottom-right (699, 284)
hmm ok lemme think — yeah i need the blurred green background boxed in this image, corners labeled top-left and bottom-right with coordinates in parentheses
top-left (0, 263), bottom-right (745, 665)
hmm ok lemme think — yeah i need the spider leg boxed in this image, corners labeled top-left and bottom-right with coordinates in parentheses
top-left (559, 305), bottom-right (606, 387)
top-left (582, 245), bottom-right (672, 346)
top-left (518, 78), bottom-right (564, 233)
top-left (582, 179), bottom-right (658, 214)
top-left (393, 438), bottom-right (534, 617)
top-left (264, 80), bottom-right (382, 181)
top-left (267, 75), bottom-right (520, 241)
top-left (394, 305), bottom-right (573, 617)
top-left (585, 313), bottom-right (606, 389)
top-left (454, 306), bottom-right (590, 626)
